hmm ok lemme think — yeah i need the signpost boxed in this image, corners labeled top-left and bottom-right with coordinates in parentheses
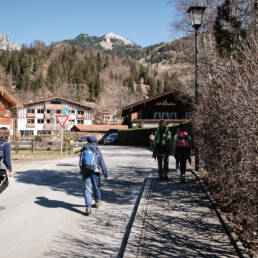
top-left (56, 115), bottom-right (69, 156)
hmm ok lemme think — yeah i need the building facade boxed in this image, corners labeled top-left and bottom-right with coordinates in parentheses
top-left (16, 97), bottom-right (94, 136)
top-left (0, 86), bottom-right (20, 135)
top-left (122, 89), bottom-right (193, 128)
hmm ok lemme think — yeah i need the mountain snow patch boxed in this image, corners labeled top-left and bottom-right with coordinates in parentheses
top-left (0, 34), bottom-right (21, 50)
top-left (105, 33), bottom-right (134, 46)
top-left (100, 32), bottom-right (134, 50)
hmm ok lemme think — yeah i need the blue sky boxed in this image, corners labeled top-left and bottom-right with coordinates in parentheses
top-left (1, 0), bottom-right (183, 47)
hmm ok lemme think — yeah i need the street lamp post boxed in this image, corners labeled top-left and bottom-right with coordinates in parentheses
top-left (187, 5), bottom-right (206, 171)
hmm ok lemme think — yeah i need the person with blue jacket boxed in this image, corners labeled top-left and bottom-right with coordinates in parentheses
top-left (79, 136), bottom-right (110, 216)
top-left (0, 127), bottom-right (13, 210)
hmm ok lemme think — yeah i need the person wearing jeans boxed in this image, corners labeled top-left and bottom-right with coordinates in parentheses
top-left (79, 136), bottom-right (110, 216)
top-left (83, 172), bottom-right (101, 209)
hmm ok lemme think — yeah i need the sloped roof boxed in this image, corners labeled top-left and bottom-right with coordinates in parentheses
top-left (23, 97), bottom-right (93, 110)
top-left (71, 124), bottom-right (128, 132)
top-left (122, 88), bottom-right (193, 115)
top-left (0, 86), bottom-right (21, 108)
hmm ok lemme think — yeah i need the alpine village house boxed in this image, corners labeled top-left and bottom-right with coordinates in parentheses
top-left (16, 97), bottom-right (94, 136)
top-left (122, 89), bottom-right (193, 128)
top-left (0, 86), bottom-right (20, 135)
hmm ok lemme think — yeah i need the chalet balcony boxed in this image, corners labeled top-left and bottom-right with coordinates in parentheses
top-left (26, 113), bottom-right (35, 118)
top-left (131, 119), bottom-right (190, 128)
top-left (77, 114), bottom-right (85, 119)
top-left (44, 124), bottom-right (54, 130)
top-left (44, 113), bottom-right (52, 119)
top-left (26, 124), bottom-right (35, 128)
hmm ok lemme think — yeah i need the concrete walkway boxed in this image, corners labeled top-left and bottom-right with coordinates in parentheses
top-left (125, 167), bottom-right (238, 258)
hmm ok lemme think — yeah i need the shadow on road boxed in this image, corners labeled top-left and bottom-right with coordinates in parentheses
top-left (35, 196), bottom-right (85, 215)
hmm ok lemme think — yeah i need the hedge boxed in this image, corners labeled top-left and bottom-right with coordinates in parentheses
top-left (115, 122), bottom-right (192, 146)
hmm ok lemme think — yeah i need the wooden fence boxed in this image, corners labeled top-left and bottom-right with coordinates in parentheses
top-left (11, 139), bottom-right (82, 154)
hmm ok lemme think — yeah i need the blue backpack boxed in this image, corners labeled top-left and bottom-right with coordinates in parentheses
top-left (81, 147), bottom-right (99, 172)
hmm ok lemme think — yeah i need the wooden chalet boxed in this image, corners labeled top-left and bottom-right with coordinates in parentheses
top-left (122, 89), bottom-right (193, 128)
top-left (0, 86), bottom-right (20, 135)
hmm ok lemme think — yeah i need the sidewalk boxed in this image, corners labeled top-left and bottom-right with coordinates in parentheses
top-left (125, 168), bottom-right (239, 258)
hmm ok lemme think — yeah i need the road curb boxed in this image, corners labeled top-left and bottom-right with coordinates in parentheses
top-left (191, 170), bottom-right (249, 258)
top-left (120, 172), bottom-right (154, 258)
top-left (117, 172), bottom-right (153, 258)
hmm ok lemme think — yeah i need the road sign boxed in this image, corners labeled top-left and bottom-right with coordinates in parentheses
top-left (62, 107), bottom-right (68, 115)
top-left (56, 115), bottom-right (69, 128)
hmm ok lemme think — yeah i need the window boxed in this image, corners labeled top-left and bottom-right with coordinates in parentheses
top-left (37, 109), bottom-right (44, 114)
top-left (47, 119), bottom-right (51, 124)
top-left (4, 108), bottom-right (8, 117)
top-left (77, 120), bottom-right (84, 124)
top-left (27, 109), bottom-right (35, 113)
top-left (47, 110), bottom-right (51, 114)
top-left (27, 119), bottom-right (35, 124)
top-left (37, 119), bottom-right (44, 124)
top-left (51, 100), bottom-right (62, 104)
top-left (70, 110), bottom-right (75, 114)
top-left (56, 110), bottom-right (61, 114)
top-left (69, 120), bottom-right (75, 124)
top-left (78, 111), bottom-right (84, 115)
top-left (185, 112), bottom-right (191, 119)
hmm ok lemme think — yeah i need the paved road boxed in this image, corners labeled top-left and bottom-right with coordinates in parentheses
top-left (0, 146), bottom-right (155, 258)
top-left (0, 146), bottom-right (238, 258)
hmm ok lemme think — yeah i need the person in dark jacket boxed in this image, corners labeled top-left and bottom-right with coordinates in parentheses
top-left (0, 127), bottom-right (13, 210)
top-left (79, 136), bottom-right (110, 216)
top-left (174, 124), bottom-right (191, 183)
top-left (153, 120), bottom-right (171, 180)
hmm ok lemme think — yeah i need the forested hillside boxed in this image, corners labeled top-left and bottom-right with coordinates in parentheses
top-left (0, 41), bottom-right (187, 112)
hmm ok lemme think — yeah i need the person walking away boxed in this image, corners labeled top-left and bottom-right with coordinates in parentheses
top-left (153, 120), bottom-right (171, 180)
top-left (174, 124), bottom-right (191, 183)
top-left (79, 136), bottom-right (110, 216)
top-left (173, 129), bottom-right (180, 171)
top-left (0, 127), bottom-right (13, 210)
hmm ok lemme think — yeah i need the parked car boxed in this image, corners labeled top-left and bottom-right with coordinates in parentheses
top-left (103, 133), bottom-right (118, 145)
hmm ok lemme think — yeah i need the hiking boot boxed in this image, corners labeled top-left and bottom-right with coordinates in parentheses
top-left (164, 175), bottom-right (169, 181)
top-left (163, 171), bottom-right (168, 180)
top-left (93, 201), bottom-right (101, 208)
top-left (85, 208), bottom-right (92, 216)
top-left (95, 201), bottom-right (101, 208)
top-left (0, 205), bottom-right (5, 210)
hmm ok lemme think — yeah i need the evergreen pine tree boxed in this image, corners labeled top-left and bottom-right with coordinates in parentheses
top-left (96, 52), bottom-right (102, 71)
top-left (213, 0), bottom-right (247, 57)
top-left (148, 77), bottom-right (157, 97)
top-left (157, 79), bottom-right (162, 94)
top-left (128, 77), bottom-right (134, 93)
top-left (95, 74), bottom-right (101, 98)
top-left (136, 81), bottom-right (142, 96)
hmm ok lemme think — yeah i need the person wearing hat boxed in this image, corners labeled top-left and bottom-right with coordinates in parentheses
top-left (79, 135), bottom-right (110, 216)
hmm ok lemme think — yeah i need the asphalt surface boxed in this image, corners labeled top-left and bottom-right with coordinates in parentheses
top-left (0, 146), bottom-right (238, 258)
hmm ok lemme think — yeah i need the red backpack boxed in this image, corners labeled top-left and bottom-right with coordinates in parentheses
top-left (176, 131), bottom-right (189, 147)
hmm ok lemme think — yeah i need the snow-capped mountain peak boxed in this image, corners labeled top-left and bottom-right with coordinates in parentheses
top-left (104, 33), bottom-right (134, 46)
top-left (0, 34), bottom-right (21, 51)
